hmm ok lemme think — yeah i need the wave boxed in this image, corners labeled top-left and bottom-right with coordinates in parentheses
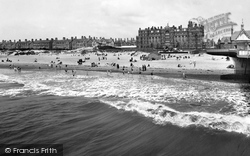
top-left (1, 70), bottom-right (250, 135)
top-left (100, 99), bottom-right (250, 136)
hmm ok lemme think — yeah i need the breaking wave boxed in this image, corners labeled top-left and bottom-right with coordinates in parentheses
top-left (1, 70), bottom-right (250, 135)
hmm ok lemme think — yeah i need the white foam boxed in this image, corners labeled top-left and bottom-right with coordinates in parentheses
top-left (100, 99), bottom-right (250, 136)
top-left (1, 70), bottom-right (250, 135)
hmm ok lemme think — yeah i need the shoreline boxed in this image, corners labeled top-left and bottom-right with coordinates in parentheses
top-left (0, 62), bottom-right (248, 83)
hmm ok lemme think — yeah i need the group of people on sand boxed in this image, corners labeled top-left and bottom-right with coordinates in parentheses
top-left (9, 64), bottom-right (21, 72)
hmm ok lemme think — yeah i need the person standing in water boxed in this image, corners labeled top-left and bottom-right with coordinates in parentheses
top-left (72, 70), bottom-right (76, 76)
top-left (183, 72), bottom-right (186, 79)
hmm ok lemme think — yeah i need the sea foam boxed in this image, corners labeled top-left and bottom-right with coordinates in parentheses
top-left (1, 70), bottom-right (250, 135)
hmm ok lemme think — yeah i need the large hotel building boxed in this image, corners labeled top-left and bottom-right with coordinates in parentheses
top-left (136, 21), bottom-right (205, 51)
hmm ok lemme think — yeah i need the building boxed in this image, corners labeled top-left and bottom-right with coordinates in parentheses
top-left (170, 21), bottom-right (204, 50)
top-left (136, 21), bottom-right (204, 51)
top-left (71, 36), bottom-right (88, 49)
top-left (136, 26), bottom-right (165, 51)
top-left (218, 36), bottom-right (232, 49)
top-left (231, 20), bottom-right (250, 51)
top-left (1, 40), bottom-right (16, 50)
top-left (52, 37), bottom-right (71, 50)
top-left (32, 39), bottom-right (52, 50)
top-left (16, 39), bottom-right (32, 50)
top-left (93, 37), bottom-right (114, 47)
top-left (114, 38), bottom-right (136, 47)
top-left (0, 35), bottom-right (135, 51)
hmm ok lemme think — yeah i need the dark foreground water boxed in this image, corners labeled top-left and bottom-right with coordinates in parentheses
top-left (1, 68), bottom-right (250, 156)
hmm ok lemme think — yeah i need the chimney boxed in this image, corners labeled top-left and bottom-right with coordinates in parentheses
top-left (75, 36), bottom-right (77, 39)
top-left (51, 38), bottom-right (54, 41)
top-left (63, 37), bottom-right (66, 40)
top-left (55, 38), bottom-right (58, 40)
top-left (81, 36), bottom-right (83, 39)
top-left (31, 39), bottom-right (34, 42)
top-left (46, 38), bottom-right (49, 40)
top-left (25, 39), bottom-right (27, 42)
top-left (241, 19), bottom-right (244, 30)
top-left (19, 39), bottom-right (21, 42)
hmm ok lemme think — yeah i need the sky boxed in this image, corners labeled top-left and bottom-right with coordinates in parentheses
top-left (0, 0), bottom-right (249, 41)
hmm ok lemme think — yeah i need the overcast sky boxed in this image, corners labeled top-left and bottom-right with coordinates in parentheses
top-left (0, 0), bottom-right (249, 41)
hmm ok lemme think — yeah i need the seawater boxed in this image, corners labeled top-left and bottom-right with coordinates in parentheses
top-left (1, 68), bottom-right (250, 156)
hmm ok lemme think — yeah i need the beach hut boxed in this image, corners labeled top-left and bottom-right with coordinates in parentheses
top-left (148, 53), bottom-right (161, 60)
top-left (141, 54), bottom-right (148, 60)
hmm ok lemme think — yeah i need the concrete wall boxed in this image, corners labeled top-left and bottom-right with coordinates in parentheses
top-left (232, 57), bottom-right (250, 74)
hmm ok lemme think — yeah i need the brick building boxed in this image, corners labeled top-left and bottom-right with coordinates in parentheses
top-left (136, 26), bottom-right (165, 50)
top-left (53, 37), bottom-right (71, 50)
top-left (16, 39), bottom-right (32, 50)
top-left (136, 21), bottom-right (204, 51)
top-left (71, 36), bottom-right (89, 49)
top-left (1, 40), bottom-right (17, 50)
top-left (32, 39), bottom-right (52, 50)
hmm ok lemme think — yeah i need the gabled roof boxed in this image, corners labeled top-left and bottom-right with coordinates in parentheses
top-left (231, 30), bottom-right (250, 40)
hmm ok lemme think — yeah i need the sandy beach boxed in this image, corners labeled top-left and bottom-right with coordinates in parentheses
top-left (0, 51), bottom-right (236, 81)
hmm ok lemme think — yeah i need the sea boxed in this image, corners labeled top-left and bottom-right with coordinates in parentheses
top-left (1, 68), bottom-right (250, 156)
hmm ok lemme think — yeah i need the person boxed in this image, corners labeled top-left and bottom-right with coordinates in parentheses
top-left (17, 67), bottom-right (21, 72)
top-left (183, 72), bottom-right (186, 79)
top-left (14, 67), bottom-right (17, 72)
top-left (72, 70), bottom-right (76, 76)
